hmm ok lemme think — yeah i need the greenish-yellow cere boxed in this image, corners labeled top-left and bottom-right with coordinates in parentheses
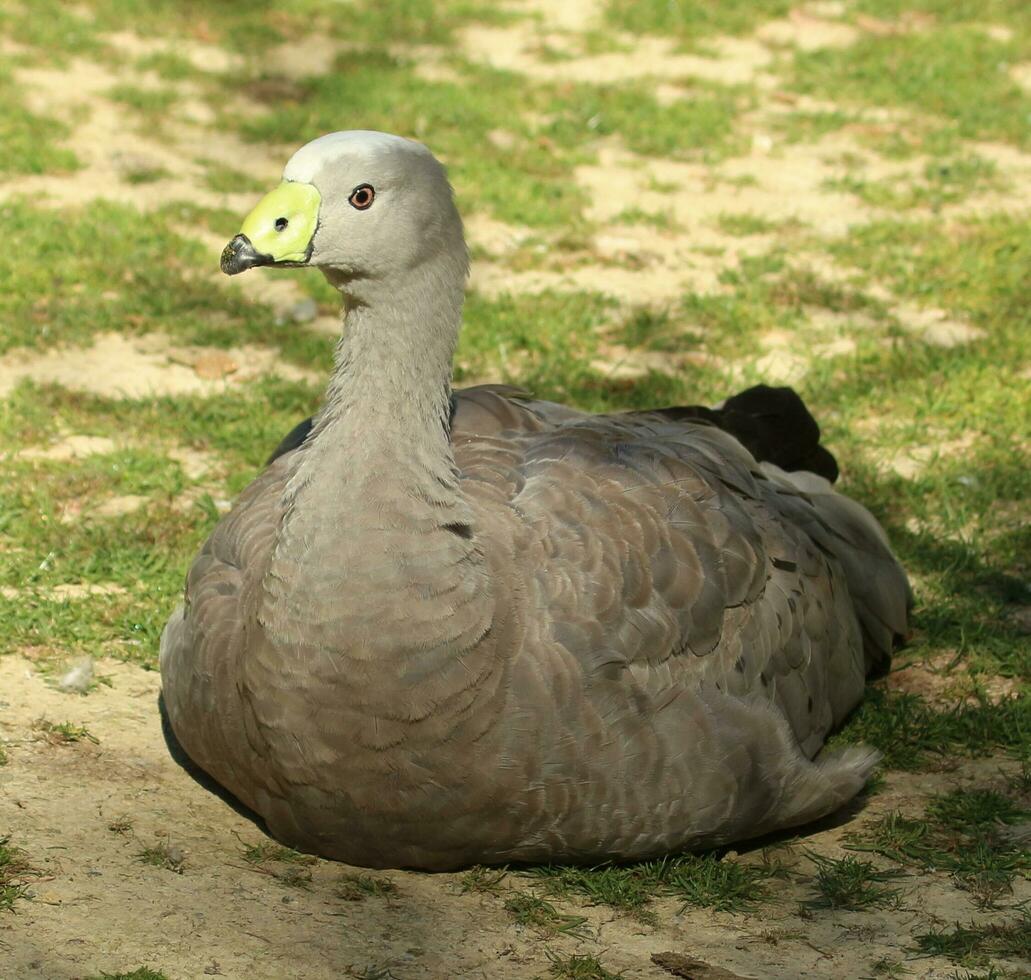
top-left (239, 181), bottom-right (321, 263)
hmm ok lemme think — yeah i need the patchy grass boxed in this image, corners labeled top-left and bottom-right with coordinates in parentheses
top-left (0, 199), bottom-right (332, 366)
top-left (33, 719), bottom-right (99, 745)
top-left (848, 789), bottom-right (1030, 908)
top-left (136, 840), bottom-right (185, 874)
top-left (458, 865), bottom-right (508, 894)
top-left (336, 873), bottom-right (398, 902)
top-left (91, 970), bottom-right (171, 980)
top-left (546, 952), bottom-right (625, 980)
top-left (238, 839), bottom-right (317, 889)
top-left (236, 52), bottom-right (590, 229)
top-left (793, 27), bottom-right (1031, 148)
top-left (240, 841), bottom-right (316, 866)
top-left (830, 691), bottom-right (1031, 771)
top-left (913, 913), bottom-right (1031, 968)
top-left (801, 853), bottom-right (905, 911)
top-left (612, 206), bottom-right (682, 231)
top-left (715, 212), bottom-right (791, 236)
top-left (527, 852), bottom-right (778, 920)
top-left (605, 0), bottom-right (792, 42)
top-left (0, 71), bottom-right (80, 176)
top-left (827, 155), bottom-right (1005, 211)
top-left (0, 836), bottom-right (38, 912)
top-left (503, 892), bottom-right (589, 937)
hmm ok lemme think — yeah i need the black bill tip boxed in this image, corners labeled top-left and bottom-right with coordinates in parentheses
top-left (220, 234), bottom-right (273, 276)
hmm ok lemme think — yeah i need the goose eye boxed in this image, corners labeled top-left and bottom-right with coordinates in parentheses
top-left (274, 217), bottom-right (288, 232)
top-left (349, 184), bottom-right (375, 210)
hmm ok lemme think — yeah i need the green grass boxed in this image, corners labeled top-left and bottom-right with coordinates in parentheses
top-left (830, 691), bottom-right (1030, 771)
top-left (801, 853), bottom-right (905, 911)
top-left (502, 892), bottom-right (589, 937)
top-left (458, 865), bottom-right (508, 894)
top-left (107, 83), bottom-right (178, 119)
top-left (235, 51), bottom-right (590, 229)
top-left (605, 0), bottom-right (792, 42)
top-left (337, 873), bottom-right (398, 901)
top-left (914, 913), bottom-right (1031, 968)
top-left (0, 71), bottom-right (80, 176)
top-left (0, 199), bottom-right (332, 366)
top-left (137, 841), bottom-right (185, 873)
top-left (91, 970), bottom-right (171, 980)
top-left (827, 155), bottom-right (1004, 211)
top-left (34, 719), bottom-right (99, 744)
top-left (0, 836), bottom-right (37, 912)
top-left (1, 0), bottom-right (506, 61)
top-left (793, 27), bottom-right (1031, 148)
top-left (546, 952), bottom-right (625, 980)
top-left (847, 789), bottom-right (1030, 908)
top-left (239, 839), bottom-right (317, 888)
top-left (526, 852), bottom-right (778, 920)
top-left (715, 212), bottom-right (790, 236)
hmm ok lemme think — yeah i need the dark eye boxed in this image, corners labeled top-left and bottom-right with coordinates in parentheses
top-left (274, 216), bottom-right (288, 232)
top-left (349, 184), bottom-right (375, 210)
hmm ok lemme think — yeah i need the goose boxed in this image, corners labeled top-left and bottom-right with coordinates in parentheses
top-left (160, 131), bottom-right (910, 871)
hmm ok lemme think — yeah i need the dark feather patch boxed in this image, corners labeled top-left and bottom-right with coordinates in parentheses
top-left (653, 385), bottom-right (840, 483)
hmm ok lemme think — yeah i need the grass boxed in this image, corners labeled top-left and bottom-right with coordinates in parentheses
top-left (715, 212), bottom-right (791, 236)
top-left (914, 913), bottom-right (1031, 968)
top-left (526, 852), bottom-right (779, 920)
top-left (847, 788), bottom-right (1030, 908)
top-left (0, 70), bottom-right (80, 176)
top-left (503, 892), bottom-right (589, 937)
top-left (605, 0), bottom-right (792, 42)
top-left (546, 952), bottom-right (625, 980)
top-left (827, 155), bottom-right (1005, 211)
top-left (239, 839), bottom-right (317, 888)
top-left (336, 873), bottom-right (398, 901)
top-left (33, 719), bottom-right (99, 744)
top-left (800, 853), bottom-right (905, 911)
top-left (458, 865), bottom-right (508, 894)
top-left (0, 198), bottom-right (333, 364)
top-left (91, 970), bottom-right (171, 980)
top-left (793, 27), bottom-right (1031, 148)
top-left (829, 690), bottom-right (1031, 771)
top-left (0, 836), bottom-right (38, 912)
top-left (136, 840), bottom-right (185, 873)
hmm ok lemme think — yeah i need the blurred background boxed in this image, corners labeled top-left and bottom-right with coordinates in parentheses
top-left (0, 1), bottom-right (1028, 977)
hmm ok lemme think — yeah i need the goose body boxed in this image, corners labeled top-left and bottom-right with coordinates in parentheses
top-left (160, 132), bottom-right (910, 870)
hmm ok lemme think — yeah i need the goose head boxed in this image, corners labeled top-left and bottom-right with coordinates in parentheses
top-left (220, 130), bottom-right (467, 301)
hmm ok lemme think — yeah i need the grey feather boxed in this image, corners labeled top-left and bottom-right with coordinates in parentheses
top-left (160, 131), bottom-right (910, 870)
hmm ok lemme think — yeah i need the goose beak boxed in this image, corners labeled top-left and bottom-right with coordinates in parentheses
top-left (220, 235), bottom-right (272, 276)
top-left (221, 180), bottom-right (322, 276)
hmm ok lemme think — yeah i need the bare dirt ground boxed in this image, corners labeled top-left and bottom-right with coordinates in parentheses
top-left (3, 658), bottom-right (1026, 980)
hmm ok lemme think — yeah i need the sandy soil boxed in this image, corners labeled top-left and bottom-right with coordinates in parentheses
top-left (3, 657), bottom-right (1027, 980)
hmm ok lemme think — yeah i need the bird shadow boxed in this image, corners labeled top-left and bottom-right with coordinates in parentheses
top-left (157, 691), bottom-right (270, 836)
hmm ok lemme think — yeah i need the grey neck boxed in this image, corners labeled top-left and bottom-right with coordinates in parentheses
top-left (259, 249), bottom-right (493, 664)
